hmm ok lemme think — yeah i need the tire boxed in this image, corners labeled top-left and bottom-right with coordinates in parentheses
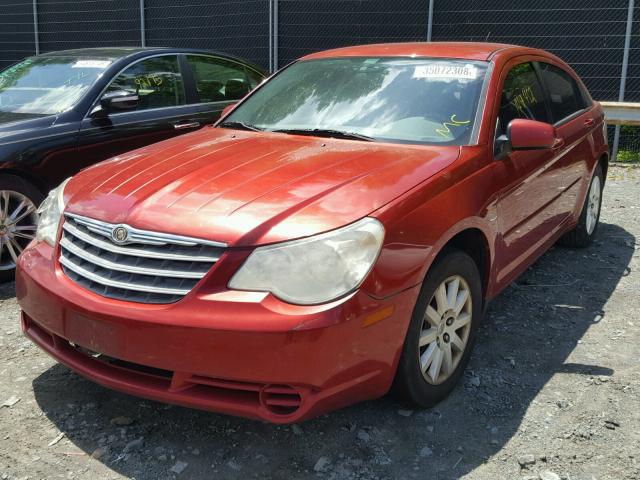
top-left (559, 164), bottom-right (604, 248)
top-left (393, 248), bottom-right (483, 408)
top-left (0, 175), bottom-right (44, 282)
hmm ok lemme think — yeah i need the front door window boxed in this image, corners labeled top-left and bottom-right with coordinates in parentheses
top-left (103, 55), bottom-right (186, 111)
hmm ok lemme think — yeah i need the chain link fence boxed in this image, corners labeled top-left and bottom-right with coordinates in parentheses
top-left (432, 0), bottom-right (629, 102)
top-left (0, 1), bottom-right (36, 65)
top-left (616, 3), bottom-right (640, 159)
top-left (277, 0), bottom-right (427, 66)
top-left (430, 0), bottom-right (637, 160)
top-left (145, 0), bottom-right (269, 67)
top-left (0, 0), bottom-right (639, 158)
top-left (37, 0), bottom-right (140, 51)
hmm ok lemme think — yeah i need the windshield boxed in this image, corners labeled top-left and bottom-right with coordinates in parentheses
top-left (223, 57), bottom-right (489, 145)
top-left (0, 56), bottom-right (111, 115)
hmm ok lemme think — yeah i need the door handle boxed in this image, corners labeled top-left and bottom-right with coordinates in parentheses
top-left (584, 118), bottom-right (595, 127)
top-left (551, 137), bottom-right (565, 150)
top-left (173, 121), bottom-right (200, 130)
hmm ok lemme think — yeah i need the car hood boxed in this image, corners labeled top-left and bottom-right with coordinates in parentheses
top-left (64, 128), bottom-right (461, 246)
top-left (0, 112), bottom-right (57, 144)
top-left (0, 111), bottom-right (52, 130)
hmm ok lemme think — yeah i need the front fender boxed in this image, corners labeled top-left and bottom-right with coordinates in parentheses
top-left (364, 147), bottom-right (499, 299)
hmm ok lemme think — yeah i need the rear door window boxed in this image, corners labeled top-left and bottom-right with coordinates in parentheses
top-left (538, 62), bottom-right (589, 123)
top-left (185, 55), bottom-right (254, 103)
top-left (104, 55), bottom-right (186, 111)
top-left (245, 67), bottom-right (264, 89)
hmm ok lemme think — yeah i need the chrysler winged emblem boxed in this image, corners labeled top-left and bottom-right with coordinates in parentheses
top-left (111, 226), bottom-right (129, 244)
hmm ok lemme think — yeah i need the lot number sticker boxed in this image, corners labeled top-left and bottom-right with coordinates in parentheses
top-left (413, 64), bottom-right (478, 80)
top-left (72, 60), bottom-right (111, 69)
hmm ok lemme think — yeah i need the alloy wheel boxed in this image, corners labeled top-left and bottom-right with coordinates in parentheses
top-left (585, 175), bottom-right (601, 235)
top-left (418, 275), bottom-right (473, 385)
top-left (0, 190), bottom-right (38, 271)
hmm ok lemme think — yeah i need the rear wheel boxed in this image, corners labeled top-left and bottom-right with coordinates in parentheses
top-left (559, 164), bottom-right (604, 248)
top-left (0, 175), bottom-right (43, 282)
top-left (393, 249), bottom-right (482, 407)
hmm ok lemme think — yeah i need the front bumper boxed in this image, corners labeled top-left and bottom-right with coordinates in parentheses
top-left (17, 242), bottom-right (419, 423)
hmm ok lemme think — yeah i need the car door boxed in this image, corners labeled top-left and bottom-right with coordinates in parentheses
top-left (536, 61), bottom-right (597, 215)
top-left (181, 54), bottom-right (265, 126)
top-left (493, 60), bottom-right (567, 285)
top-left (77, 54), bottom-right (204, 167)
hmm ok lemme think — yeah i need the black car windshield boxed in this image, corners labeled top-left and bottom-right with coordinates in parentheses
top-left (0, 56), bottom-right (112, 115)
top-left (222, 57), bottom-right (489, 145)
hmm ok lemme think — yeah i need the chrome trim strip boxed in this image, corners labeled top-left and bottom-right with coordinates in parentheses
top-left (65, 212), bottom-right (227, 248)
top-left (60, 237), bottom-right (205, 279)
top-left (60, 254), bottom-right (190, 296)
top-left (72, 217), bottom-right (177, 246)
top-left (62, 222), bottom-right (220, 262)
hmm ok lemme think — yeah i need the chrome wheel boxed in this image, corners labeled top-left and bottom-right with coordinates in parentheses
top-left (0, 190), bottom-right (38, 270)
top-left (419, 275), bottom-right (472, 385)
top-left (585, 175), bottom-right (601, 235)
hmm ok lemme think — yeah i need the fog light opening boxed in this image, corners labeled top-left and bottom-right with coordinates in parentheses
top-left (259, 384), bottom-right (302, 416)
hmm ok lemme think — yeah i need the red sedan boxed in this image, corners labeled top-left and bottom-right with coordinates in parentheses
top-left (16, 42), bottom-right (608, 423)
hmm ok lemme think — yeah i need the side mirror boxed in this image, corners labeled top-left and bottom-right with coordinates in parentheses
top-left (508, 118), bottom-right (557, 150)
top-left (221, 103), bottom-right (237, 118)
top-left (99, 90), bottom-right (139, 112)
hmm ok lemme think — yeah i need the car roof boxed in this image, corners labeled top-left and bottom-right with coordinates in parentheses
top-left (36, 47), bottom-right (267, 73)
top-left (300, 42), bottom-right (536, 62)
top-left (39, 47), bottom-right (154, 59)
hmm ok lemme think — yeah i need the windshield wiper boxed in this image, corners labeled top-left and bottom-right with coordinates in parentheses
top-left (272, 128), bottom-right (375, 142)
top-left (218, 120), bottom-right (262, 132)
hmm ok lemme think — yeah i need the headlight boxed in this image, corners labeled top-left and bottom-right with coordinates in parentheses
top-left (36, 178), bottom-right (70, 246)
top-left (229, 217), bottom-right (384, 305)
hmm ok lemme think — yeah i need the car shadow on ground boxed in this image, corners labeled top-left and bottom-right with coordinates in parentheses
top-left (31, 222), bottom-right (635, 480)
top-left (0, 280), bottom-right (17, 301)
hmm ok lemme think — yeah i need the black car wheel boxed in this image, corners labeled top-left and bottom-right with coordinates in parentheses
top-left (0, 175), bottom-right (43, 282)
top-left (393, 249), bottom-right (483, 407)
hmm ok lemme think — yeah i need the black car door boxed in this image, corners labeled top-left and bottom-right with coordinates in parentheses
top-left (180, 54), bottom-right (265, 126)
top-left (77, 54), bottom-right (204, 167)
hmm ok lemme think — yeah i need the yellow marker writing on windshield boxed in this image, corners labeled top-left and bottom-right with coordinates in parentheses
top-left (436, 114), bottom-right (471, 138)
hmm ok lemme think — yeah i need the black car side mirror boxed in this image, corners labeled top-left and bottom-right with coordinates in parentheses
top-left (494, 133), bottom-right (512, 159)
top-left (98, 90), bottom-right (139, 113)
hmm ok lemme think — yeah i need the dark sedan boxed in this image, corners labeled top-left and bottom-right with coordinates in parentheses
top-left (0, 47), bottom-right (267, 279)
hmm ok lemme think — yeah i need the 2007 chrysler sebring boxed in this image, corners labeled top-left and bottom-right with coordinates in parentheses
top-left (16, 43), bottom-right (607, 423)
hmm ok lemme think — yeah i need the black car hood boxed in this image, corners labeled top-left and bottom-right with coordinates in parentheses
top-left (0, 110), bottom-right (48, 125)
top-left (0, 112), bottom-right (57, 143)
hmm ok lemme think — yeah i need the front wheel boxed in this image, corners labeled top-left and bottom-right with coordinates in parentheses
top-left (559, 164), bottom-right (604, 248)
top-left (393, 249), bottom-right (483, 407)
top-left (0, 175), bottom-right (43, 282)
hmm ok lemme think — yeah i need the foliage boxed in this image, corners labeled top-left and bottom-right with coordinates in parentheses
top-left (615, 150), bottom-right (640, 163)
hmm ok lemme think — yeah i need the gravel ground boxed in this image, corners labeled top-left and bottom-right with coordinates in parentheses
top-left (1, 165), bottom-right (639, 480)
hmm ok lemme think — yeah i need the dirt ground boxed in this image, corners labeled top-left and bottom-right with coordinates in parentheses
top-left (1, 165), bottom-right (639, 480)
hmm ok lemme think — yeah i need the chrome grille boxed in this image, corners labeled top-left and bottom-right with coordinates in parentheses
top-left (59, 213), bottom-right (225, 304)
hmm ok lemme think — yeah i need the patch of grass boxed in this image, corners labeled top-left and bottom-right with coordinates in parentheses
top-left (615, 125), bottom-right (640, 163)
top-left (615, 150), bottom-right (640, 163)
